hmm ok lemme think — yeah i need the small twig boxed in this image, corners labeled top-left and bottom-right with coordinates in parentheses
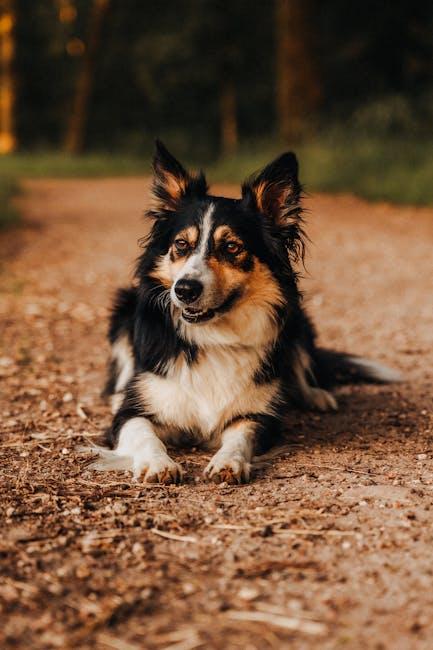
top-left (80, 530), bottom-right (128, 541)
top-left (36, 444), bottom-right (51, 452)
top-left (227, 610), bottom-right (326, 636)
top-left (63, 429), bottom-right (101, 439)
top-left (3, 577), bottom-right (39, 595)
top-left (16, 533), bottom-right (61, 544)
top-left (154, 629), bottom-right (203, 650)
top-left (150, 528), bottom-right (197, 543)
top-left (255, 602), bottom-right (326, 622)
top-left (275, 528), bottom-right (356, 537)
top-left (211, 524), bottom-right (250, 531)
top-left (97, 633), bottom-right (142, 650)
top-left (76, 478), bottom-right (134, 488)
top-left (0, 441), bottom-right (40, 448)
top-left (76, 478), bottom-right (166, 489)
top-left (299, 463), bottom-right (382, 477)
top-left (272, 473), bottom-right (309, 480)
top-left (210, 523), bottom-right (355, 536)
top-left (76, 404), bottom-right (88, 420)
top-left (163, 638), bottom-right (202, 650)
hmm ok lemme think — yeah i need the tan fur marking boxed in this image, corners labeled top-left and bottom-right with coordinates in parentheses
top-left (174, 226), bottom-right (199, 247)
top-left (213, 225), bottom-right (242, 245)
top-left (254, 180), bottom-right (268, 213)
top-left (149, 231), bottom-right (200, 288)
top-left (220, 258), bottom-right (284, 343)
top-left (168, 226), bottom-right (199, 265)
top-left (207, 256), bottom-right (248, 295)
top-left (244, 259), bottom-right (284, 309)
top-left (148, 254), bottom-right (172, 288)
top-left (164, 172), bottom-right (187, 201)
top-left (253, 179), bottom-right (297, 226)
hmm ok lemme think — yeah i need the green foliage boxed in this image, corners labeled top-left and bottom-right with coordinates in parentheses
top-left (0, 178), bottom-right (20, 230)
top-left (209, 133), bottom-right (433, 206)
top-left (1, 130), bottom-right (432, 217)
top-left (0, 152), bottom-right (150, 178)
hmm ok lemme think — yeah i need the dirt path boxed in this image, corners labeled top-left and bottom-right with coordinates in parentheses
top-left (1, 178), bottom-right (432, 649)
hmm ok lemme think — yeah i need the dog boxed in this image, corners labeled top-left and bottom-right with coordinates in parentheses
top-left (91, 140), bottom-right (400, 484)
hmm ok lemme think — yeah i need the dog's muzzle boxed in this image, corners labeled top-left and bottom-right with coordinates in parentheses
top-left (173, 278), bottom-right (215, 323)
top-left (174, 279), bottom-right (203, 304)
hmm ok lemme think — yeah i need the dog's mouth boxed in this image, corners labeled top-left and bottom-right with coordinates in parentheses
top-left (180, 288), bottom-right (243, 325)
top-left (182, 307), bottom-right (215, 323)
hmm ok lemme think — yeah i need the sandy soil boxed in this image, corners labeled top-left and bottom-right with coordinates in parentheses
top-left (1, 178), bottom-right (432, 650)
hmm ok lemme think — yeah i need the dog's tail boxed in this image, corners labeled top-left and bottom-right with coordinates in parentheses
top-left (313, 348), bottom-right (403, 388)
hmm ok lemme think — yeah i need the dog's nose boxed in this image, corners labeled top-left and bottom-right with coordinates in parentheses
top-left (174, 279), bottom-right (203, 304)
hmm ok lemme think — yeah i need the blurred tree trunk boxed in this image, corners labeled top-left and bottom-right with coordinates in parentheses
top-left (275, 0), bottom-right (320, 142)
top-left (64, 0), bottom-right (110, 154)
top-left (0, 0), bottom-right (16, 154)
top-left (220, 78), bottom-right (238, 156)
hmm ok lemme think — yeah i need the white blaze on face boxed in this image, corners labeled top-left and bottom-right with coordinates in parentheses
top-left (171, 203), bottom-right (217, 308)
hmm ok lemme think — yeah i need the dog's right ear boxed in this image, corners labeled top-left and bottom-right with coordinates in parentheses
top-left (151, 140), bottom-right (208, 213)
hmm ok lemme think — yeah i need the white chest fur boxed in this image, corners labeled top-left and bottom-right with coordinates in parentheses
top-left (136, 345), bottom-right (279, 442)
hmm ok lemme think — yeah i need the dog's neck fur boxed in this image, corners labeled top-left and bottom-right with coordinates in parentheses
top-left (173, 300), bottom-right (282, 350)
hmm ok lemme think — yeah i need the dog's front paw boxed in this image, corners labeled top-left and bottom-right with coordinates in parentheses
top-left (308, 388), bottom-right (338, 412)
top-left (204, 453), bottom-right (251, 484)
top-left (134, 455), bottom-right (183, 484)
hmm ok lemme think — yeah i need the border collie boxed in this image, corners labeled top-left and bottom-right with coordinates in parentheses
top-left (91, 141), bottom-right (400, 484)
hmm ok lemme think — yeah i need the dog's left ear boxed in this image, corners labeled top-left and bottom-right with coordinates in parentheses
top-left (151, 140), bottom-right (208, 213)
top-left (241, 152), bottom-right (305, 260)
top-left (242, 152), bottom-right (301, 225)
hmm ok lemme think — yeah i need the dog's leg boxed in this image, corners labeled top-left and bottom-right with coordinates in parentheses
top-left (204, 420), bottom-right (256, 484)
top-left (96, 417), bottom-right (183, 484)
top-left (294, 345), bottom-right (338, 412)
top-left (120, 417), bottom-right (183, 483)
top-left (107, 334), bottom-right (135, 413)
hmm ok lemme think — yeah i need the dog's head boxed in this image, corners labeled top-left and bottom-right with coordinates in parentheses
top-left (142, 140), bottom-right (305, 345)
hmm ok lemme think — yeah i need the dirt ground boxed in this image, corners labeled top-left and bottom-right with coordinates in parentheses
top-left (1, 178), bottom-right (432, 650)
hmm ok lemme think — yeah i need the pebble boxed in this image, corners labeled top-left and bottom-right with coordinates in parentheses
top-left (238, 586), bottom-right (259, 601)
top-left (113, 502), bottom-right (128, 515)
top-left (25, 303), bottom-right (41, 316)
top-left (132, 542), bottom-right (144, 555)
top-left (341, 541), bottom-right (351, 550)
top-left (76, 564), bottom-right (90, 579)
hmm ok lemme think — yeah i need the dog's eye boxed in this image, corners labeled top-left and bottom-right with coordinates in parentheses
top-left (225, 241), bottom-right (242, 255)
top-left (174, 239), bottom-right (189, 252)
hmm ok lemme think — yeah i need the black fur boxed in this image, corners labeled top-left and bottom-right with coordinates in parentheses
top-left (105, 381), bottom-right (148, 449)
top-left (102, 287), bottom-right (137, 397)
top-left (108, 286), bottom-right (137, 345)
